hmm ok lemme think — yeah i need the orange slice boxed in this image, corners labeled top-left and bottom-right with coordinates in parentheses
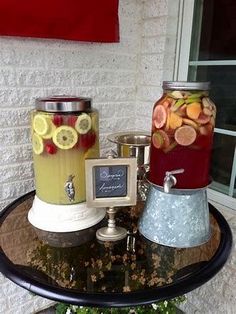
top-left (174, 125), bottom-right (197, 146)
top-left (186, 102), bottom-right (202, 120)
top-left (153, 105), bottom-right (167, 129)
top-left (169, 112), bottom-right (183, 129)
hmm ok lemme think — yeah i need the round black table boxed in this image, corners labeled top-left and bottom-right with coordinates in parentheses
top-left (0, 191), bottom-right (232, 308)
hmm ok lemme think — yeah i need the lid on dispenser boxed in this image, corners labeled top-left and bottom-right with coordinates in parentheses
top-left (162, 81), bottom-right (210, 91)
top-left (35, 95), bottom-right (92, 112)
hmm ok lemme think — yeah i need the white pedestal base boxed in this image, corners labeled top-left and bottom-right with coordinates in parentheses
top-left (28, 196), bottom-right (106, 232)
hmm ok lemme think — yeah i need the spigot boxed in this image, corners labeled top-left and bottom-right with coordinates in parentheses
top-left (163, 169), bottom-right (184, 193)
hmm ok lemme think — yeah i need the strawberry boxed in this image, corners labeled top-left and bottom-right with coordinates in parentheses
top-left (78, 131), bottom-right (96, 150)
top-left (52, 115), bottom-right (63, 126)
top-left (67, 115), bottom-right (78, 127)
top-left (45, 143), bottom-right (57, 154)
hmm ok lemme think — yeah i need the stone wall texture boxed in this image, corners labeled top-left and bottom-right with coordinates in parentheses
top-left (0, 0), bottom-right (235, 313)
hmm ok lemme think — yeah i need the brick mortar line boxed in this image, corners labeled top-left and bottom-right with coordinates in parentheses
top-left (0, 160), bottom-right (33, 169)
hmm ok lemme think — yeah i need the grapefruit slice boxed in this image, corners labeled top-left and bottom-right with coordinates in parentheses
top-left (153, 105), bottom-right (167, 129)
top-left (174, 125), bottom-right (197, 146)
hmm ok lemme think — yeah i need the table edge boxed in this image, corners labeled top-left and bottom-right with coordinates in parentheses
top-left (0, 191), bottom-right (233, 307)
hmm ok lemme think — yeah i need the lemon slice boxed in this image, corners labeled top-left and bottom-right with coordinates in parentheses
top-left (32, 133), bottom-right (44, 155)
top-left (33, 115), bottom-right (50, 136)
top-left (42, 120), bottom-right (56, 139)
top-left (75, 113), bottom-right (92, 134)
top-left (52, 126), bottom-right (78, 149)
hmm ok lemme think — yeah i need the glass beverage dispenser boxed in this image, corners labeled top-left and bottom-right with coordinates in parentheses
top-left (28, 96), bottom-right (105, 232)
top-left (139, 82), bottom-right (216, 247)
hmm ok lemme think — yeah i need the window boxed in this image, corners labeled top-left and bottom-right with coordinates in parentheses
top-left (176, 0), bottom-right (236, 209)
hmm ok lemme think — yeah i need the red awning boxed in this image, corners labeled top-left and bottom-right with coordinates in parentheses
top-left (0, 0), bottom-right (119, 42)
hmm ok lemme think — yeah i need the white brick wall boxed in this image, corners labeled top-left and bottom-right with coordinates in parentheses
top-left (0, 0), bottom-right (235, 313)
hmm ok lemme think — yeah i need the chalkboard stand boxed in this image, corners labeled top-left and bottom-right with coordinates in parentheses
top-left (96, 206), bottom-right (127, 241)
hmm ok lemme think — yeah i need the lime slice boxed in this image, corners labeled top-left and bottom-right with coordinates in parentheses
top-left (33, 115), bottom-right (50, 136)
top-left (52, 126), bottom-right (78, 149)
top-left (32, 133), bottom-right (44, 155)
top-left (75, 113), bottom-right (92, 134)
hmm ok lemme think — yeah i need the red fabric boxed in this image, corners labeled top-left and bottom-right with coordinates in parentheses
top-left (0, 0), bottom-right (119, 42)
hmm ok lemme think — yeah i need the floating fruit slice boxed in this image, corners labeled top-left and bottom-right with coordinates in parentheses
top-left (33, 115), bottom-right (50, 136)
top-left (152, 131), bottom-right (164, 149)
top-left (174, 125), bottom-right (197, 146)
top-left (162, 99), bottom-right (170, 109)
top-left (186, 102), bottom-right (202, 119)
top-left (203, 107), bottom-right (212, 116)
top-left (153, 105), bottom-right (167, 129)
top-left (182, 118), bottom-right (198, 129)
top-left (185, 97), bottom-right (201, 104)
top-left (170, 91), bottom-right (184, 99)
top-left (199, 123), bottom-right (213, 135)
top-left (188, 93), bottom-right (203, 99)
top-left (52, 126), bottom-right (78, 149)
top-left (169, 112), bottom-right (183, 129)
top-left (75, 113), bottom-right (92, 134)
top-left (42, 120), bottom-right (56, 139)
top-left (177, 104), bottom-right (187, 116)
top-left (195, 112), bottom-right (211, 124)
top-left (158, 130), bottom-right (170, 148)
top-left (165, 109), bottom-right (170, 130)
top-left (32, 133), bottom-right (44, 155)
top-left (171, 98), bottom-right (185, 112)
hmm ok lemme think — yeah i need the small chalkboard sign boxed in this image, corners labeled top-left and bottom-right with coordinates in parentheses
top-left (85, 157), bottom-right (137, 208)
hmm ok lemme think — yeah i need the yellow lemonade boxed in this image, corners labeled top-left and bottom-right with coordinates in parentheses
top-left (31, 107), bottom-right (99, 205)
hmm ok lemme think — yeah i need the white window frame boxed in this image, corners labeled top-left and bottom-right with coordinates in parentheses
top-left (174, 0), bottom-right (236, 210)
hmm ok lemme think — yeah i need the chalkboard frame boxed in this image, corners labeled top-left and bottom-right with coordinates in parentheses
top-left (85, 157), bottom-right (137, 208)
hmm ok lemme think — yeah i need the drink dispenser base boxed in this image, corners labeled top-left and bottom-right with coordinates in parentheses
top-left (138, 182), bottom-right (211, 248)
top-left (28, 196), bottom-right (105, 233)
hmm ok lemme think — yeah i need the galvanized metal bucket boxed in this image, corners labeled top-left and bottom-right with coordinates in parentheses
top-left (138, 182), bottom-right (211, 248)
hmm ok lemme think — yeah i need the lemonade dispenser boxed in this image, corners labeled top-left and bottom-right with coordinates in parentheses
top-left (139, 82), bottom-right (216, 247)
top-left (28, 96), bottom-right (105, 232)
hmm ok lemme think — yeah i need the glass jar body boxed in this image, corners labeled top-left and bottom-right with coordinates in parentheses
top-left (149, 86), bottom-right (216, 189)
top-left (31, 109), bottom-right (99, 204)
